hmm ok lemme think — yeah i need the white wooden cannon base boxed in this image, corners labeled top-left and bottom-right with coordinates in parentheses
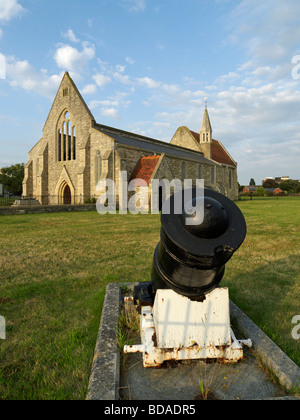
top-left (124, 288), bottom-right (252, 368)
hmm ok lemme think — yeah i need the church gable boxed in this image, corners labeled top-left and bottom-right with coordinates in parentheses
top-left (43, 72), bottom-right (94, 132)
top-left (42, 72), bottom-right (95, 162)
top-left (170, 126), bottom-right (204, 154)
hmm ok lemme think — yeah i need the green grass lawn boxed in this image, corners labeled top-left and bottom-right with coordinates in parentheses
top-left (223, 197), bottom-right (300, 368)
top-left (0, 197), bottom-right (299, 399)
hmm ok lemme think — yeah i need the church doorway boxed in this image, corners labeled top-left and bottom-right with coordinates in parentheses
top-left (58, 181), bottom-right (73, 205)
top-left (63, 185), bottom-right (71, 205)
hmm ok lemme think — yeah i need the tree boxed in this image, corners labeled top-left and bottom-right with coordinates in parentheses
top-left (249, 178), bottom-right (256, 186)
top-left (279, 180), bottom-right (299, 194)
top-left (256, 187), bottom-right (266, 197)
top-left (263, 179), bottom-right (277, 189)
top-left (0, 163), bottom-right (25, 196)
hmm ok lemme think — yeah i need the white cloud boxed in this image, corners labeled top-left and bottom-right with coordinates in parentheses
top-left (54, 42), bottom-right (95, 72)
top-left (0, 0), bottom-right (24, 21)
top-left (93, 73), bottom-right (111, 87)
top-left (62, 29), bottom-right (80, 43)
top-left (113, 71), bottom-right (132, 85)
top-left (89, 99), bottom-right (119, 110)
top-left (226, 0), bottom-right (300, 66)
top-left (121, 0), bottom-right (147, 12)
top-left (81, 83), bottom-right (97, 95)
top-left (5, 56), bottom-right (62, 98)
top-left (137, 76), bottom-right (161, 89)
top-left (125, 57), bottom-right (135, 65)
top-left (100, 107), bottom-right (121, 120)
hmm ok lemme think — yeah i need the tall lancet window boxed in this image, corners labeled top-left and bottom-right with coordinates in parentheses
top-left (73, 126), bottom-right (76, 160)
top-left (57, 111), bottom-right (76, 162)
top-left (58, 129), bottom-right (62, 162)
top-left (63, 122), bottom-right (67, 161)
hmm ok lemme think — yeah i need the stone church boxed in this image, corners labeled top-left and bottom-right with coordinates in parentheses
top-left (23, 72), bottom-right (239, 207)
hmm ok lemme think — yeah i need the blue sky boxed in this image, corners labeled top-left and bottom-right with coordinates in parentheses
top-left (0, 0), bottom-right (300, 185)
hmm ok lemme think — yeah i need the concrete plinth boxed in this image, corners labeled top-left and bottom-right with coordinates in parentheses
top-left (87, 283), bottom-right (300, 401)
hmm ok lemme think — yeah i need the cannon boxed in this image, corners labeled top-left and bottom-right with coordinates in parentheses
top-left (125, 188), bottom-right (251, 367)
top-left (151, 188), bottom-right (247, 300)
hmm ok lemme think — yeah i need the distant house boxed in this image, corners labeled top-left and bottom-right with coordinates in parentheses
top-left (243, 186), bottom-right (283, 196)
top-left (265, 188), bottom-right (283, 195)
top-left (242, 186), bottom-right (258, 194)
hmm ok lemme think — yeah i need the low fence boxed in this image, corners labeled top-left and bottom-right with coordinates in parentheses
top-left (0, 195), bottom-right (98, 215)
top-left (0, 195), bottom-right (98, 207)
top-left (0, 203), bottom-right (96, 216)
top-left (0, 195), bottom-right (21, 207)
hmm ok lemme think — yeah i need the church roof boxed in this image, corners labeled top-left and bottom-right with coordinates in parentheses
top-left (189, 130), bottom-right (236, 167)
top-left (129, 155), bottom-right (161, 186)
top-left (95, 124), bottom-right (212, 164)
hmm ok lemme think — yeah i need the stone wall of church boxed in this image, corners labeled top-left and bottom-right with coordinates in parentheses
top-left (89, 129), bottom-right (115, 197)
top-left (43, 77), bottom-right (94, 203)
top-left (151, 156), bottom-right (238, 201)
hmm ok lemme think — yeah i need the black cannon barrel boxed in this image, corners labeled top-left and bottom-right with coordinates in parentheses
top-left (151, 188), bottom-right (247, 300)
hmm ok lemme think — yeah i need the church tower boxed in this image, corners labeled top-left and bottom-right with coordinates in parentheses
top-left (200, 106), bottom-right (212, 159)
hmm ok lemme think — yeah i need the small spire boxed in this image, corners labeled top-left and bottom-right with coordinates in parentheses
top-left (200, 104), bottom-right (212, 133)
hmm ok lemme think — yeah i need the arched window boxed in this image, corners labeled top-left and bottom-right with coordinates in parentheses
top-left (63, 122), bottom-right (67, 161)
top-left (58, 129), bottom-right (62, 162)
top-left (73, 126), bottom-right (76, 160)
top-left (57, 111), bottom-right (76, 162)
top-left (67, 120), bottom-right (71, 161)
top-left (229, 170), bottom-right (232, 190)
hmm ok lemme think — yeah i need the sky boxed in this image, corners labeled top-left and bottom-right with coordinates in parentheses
top-left (0, 0), bottom-right (299, 186)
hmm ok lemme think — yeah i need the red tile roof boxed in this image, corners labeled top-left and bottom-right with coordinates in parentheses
top-left (190, 130), bottom-right (236, 167)
top-left (212, 140), bottom-right (236, 167)
top-left (130, 155), bottom-right (161, 186)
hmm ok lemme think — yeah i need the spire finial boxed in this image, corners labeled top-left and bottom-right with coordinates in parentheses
top-left (204, 97), bottom-right (208, 108)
